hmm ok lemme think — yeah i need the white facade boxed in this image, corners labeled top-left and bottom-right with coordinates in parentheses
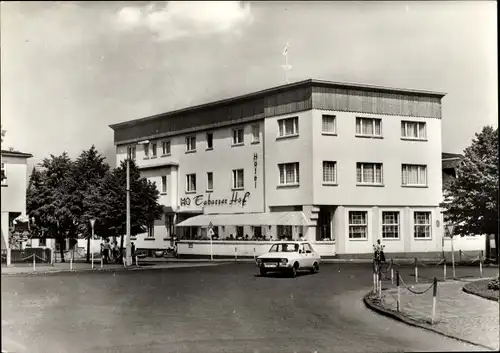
top-left (110, 79), bottom-right (486, 258)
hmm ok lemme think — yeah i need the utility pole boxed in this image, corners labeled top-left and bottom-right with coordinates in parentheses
top-left (126, 147), bottom-right (132, 266)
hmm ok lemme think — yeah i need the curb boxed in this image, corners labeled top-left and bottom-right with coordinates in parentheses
top-left (1, 262), bottom-right (224, 277)
top-left (363, 292), bottom-right (496, 351)
top-left (462, 282), bottom-right (499, 302)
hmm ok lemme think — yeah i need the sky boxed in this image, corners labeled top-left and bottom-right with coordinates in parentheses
top-left (1, 1), bottom-right (497, 171)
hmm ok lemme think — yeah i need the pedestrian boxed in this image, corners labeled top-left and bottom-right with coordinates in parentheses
top-left (373, 239), bottom-right (386, 263)
top-left (103, 239), bottom-right (111, 264)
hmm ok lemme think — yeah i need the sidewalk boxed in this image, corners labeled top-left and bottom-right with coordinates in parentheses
top-left (365, 279), bottom-right (499, 351)
top-left (1, 261), bottom-right (223, 276)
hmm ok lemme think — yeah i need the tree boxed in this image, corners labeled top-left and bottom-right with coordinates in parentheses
top-left (71, 146), bottom-right (110, 262)
top-left (84, 159), bottom-right (163, 256)
top-left (27, 152), bottom-right (77, 262)
top-left (441, 126), bottom-right (499, 239)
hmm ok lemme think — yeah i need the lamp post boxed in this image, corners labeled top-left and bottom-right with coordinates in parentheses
top-left (89, 218), bottom-right (95, 265)
top-left (446, 224), bottom-right (456, 278)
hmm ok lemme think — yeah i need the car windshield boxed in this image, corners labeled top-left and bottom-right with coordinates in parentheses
top-left (269, 243), bottom-right (299, 253)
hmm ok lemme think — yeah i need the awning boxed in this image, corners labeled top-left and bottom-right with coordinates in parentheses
top-left (175, 211), bottom-right (312, 227)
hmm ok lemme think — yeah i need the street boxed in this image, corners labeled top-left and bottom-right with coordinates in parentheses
top-left (1, 263), bottom-right (495, 353)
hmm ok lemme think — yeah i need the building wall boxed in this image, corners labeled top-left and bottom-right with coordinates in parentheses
top-left (311, 109), bottom-right (443, 206)
top-left (1, 155), bottom-right (29, 213)
top-left (264, 110), bottom-right (314, 208)
top-left (116, 121), bottom-right (266, 215)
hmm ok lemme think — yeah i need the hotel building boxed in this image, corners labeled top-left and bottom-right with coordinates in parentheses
top-left (109, 78), bottom-right (476, 259)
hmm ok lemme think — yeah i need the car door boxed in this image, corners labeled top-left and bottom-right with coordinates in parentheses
top-left (304, 243), bottom-right (315, 267)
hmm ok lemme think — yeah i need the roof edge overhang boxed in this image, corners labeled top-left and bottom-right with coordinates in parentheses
top-left (109, 79), bottom-right (447, 131)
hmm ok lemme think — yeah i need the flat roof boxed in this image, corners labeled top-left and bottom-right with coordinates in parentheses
top-left (109, 78), bottom-right (446, 130)
top-left (1, 149), bottom-right (33, 159)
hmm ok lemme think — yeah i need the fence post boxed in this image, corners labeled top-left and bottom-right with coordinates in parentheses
top-left (378, 272), bottom-right (382, 299)
top-left (100, 256), bottom-right (103, 269)
top-left (135, 255), bottom-right (138, 267)
top-left (431, 277), bottom-right (437, 325)
top-left (396, 271), bottom-right (400, 312)
top-left (235, 246), bottom-right (238, 262)
top-left (91, 251), bottom-right (94, 270)
top-left (373, 270), bottom-right (377, 294)
top-left (459, 250), bottom-right (462, 263)
top-left (451, 239), bottom-right (456, 279)
top-left (70, 256), bottom-right (73, 271)
top-left (33, 254), bottom-right (36, 272)
top-left (253, 247), bottom-right (256, 261)
top-left (390, 258), bottom-right (394, 285)
top-left (479, 251), bottom-right (483, 278)
top-left (414, 257), bottom-right (418, 284)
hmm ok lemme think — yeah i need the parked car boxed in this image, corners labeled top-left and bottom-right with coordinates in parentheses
top-left (255, 241), bottom-right (321, 277)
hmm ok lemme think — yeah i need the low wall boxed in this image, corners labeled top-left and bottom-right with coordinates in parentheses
top-left (177, 241), bottom-right (337, 259)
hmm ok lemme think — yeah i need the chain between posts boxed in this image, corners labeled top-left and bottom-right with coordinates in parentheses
top-left (399, 275), bottom-right (435, 295)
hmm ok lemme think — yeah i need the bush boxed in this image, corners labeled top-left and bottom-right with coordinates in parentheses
top-left (488, 274), bottom-right (499, 290)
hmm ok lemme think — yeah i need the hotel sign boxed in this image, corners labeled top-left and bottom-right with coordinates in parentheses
top-left (180, 191), bottom-right (251, 207)
top-left (253, 153), bottom-right (258, 188)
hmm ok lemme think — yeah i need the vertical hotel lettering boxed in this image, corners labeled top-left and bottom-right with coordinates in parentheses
top-left (253, 153), bottom-right (258, 188)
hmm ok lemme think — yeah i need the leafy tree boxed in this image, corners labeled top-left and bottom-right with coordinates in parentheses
top-left (27, 152), bottom-right (77, 262)
top-left (441, 126), bottom-right (499, 239)
top-left (71, 146), bottom-right (110, 262)
top-left (85, 159), bottom-right (163, 256)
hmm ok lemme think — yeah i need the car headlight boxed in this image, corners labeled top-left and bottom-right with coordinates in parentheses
top-left (280, 258), bottom-right (288, 265)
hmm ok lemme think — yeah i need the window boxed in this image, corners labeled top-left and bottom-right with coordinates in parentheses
top-left (147, 223), bottom-right (154, 238)
top-left (322, 115), bottom-right (336, 134)
top-left (236, 226), bottom-right (244, 238)
top-left (349, 211), bottom-right (368, 239)
top-left (277, 225), bottom-right (293, 240)
top-left (186, 174), bottom-right (196, 192)
top-left (39, 238), bottom-right (46, 247)
top-left (1, 162), bottom-right (6, 185)
top-left (206, 133), bottom-right (214, 149)
top-left (356, 117), bottom-right (382, 137)
top-left (127, 146), bottom-right (136, 161)
top-left (402, 164), bottom-right (427, 186)
top-left (232, 169), bottom-right (244, 189)
top-left (278, 117), bottom-right (299, 137)
top-left (278, 163), bottom-right (299, 185)
top-left (161, 176), bottom-right (167, 194)
top-left (251, 124), bottom-right (260, 143)
top-left (151, 143), bottom-right (157, 157)
top-left (414, 212), bottom-right (431, 238)
top-left (401, 121), bottom-right (426, 139)
top-left (186, 136), bottom-right (196, 152)
top-left (356, 163), bottom-right (383, 184)
top-left (161, 140), bottom-right (171, 155)
top-left (207, 172), bottom-right (213, 191)
top-left (382, 212), bottom-right (400, 239)
top-left (323, 161), bottom-right (337, 184)
top-left (144, 143), bottom-right (149, 158)
top-left (232, 128), bottom-right (244, 145)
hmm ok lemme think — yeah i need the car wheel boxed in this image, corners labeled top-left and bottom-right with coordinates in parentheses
top-left (260, 268), bottom-right (267, 277)
top-left (290, 263), bottom-right (298, 278)
top-left (311, 262), bottom-right (319, 274)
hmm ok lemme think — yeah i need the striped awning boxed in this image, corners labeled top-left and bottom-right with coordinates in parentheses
top-left (175, 211), bottom-right (312, 227)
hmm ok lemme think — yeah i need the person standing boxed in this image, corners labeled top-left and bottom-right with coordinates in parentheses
top-left (103, 239), bottom-right (110, 264)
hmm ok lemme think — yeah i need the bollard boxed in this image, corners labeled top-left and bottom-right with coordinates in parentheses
top-left (91, 251), bottom-right (94, 269)
top-left (253, 248), bottom-right (256, 260)
top-left (391, 267), bottom-right (394, 285)
top-left (431, 277), bottom-right (438, 325)
top-left (33, 254), bottom-right (36, 272)
top-left (451, 248), bottom-right (456, 279)
top-left (123, 256), bottom-right (126, 267)
top-left (378, 274), bottom-right (382, 299)
top-left (396, 271), bottom-right (400, 312)
top-left (443, 258), bottom-right (447, 281)
top-left (70, 256), bottom-right (73, 271)
top-left (414, 257), bottom-right (418, 284)
top-left (373, 272), bottom-right (377, 294)
top-left (135, 256), bottom-right (138, 267)
top-left (100, 257), bottom-right (103, 269)
top-left (235, 247), bottom-right (238, 261)
top-left (459, 250), bottom-right (462, 263)
top-left (479, 251), bottom-right (483, 278)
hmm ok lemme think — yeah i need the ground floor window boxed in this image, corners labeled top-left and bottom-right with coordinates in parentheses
top-left (147, 223), bottom-right (155, 238)
top-left (277, 225), bottom-right (293, 240)
top-left (414, 212), bottom-right (431, 239)
top-left (253, 226), bottom-right (262, 239)
top-left (349, 211), bottom-right (368, 239)
top-left (382, 212), bottom-right (400, 239)
top-left (236, 226), bottom-right (244, 239)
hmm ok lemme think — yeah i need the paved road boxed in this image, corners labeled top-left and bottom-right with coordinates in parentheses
top-left (2, 263), bottom-right (496, 353)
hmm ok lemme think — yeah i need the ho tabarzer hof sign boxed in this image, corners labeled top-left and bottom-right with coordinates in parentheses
top-left (180, 191), bottom-right (251, 207)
